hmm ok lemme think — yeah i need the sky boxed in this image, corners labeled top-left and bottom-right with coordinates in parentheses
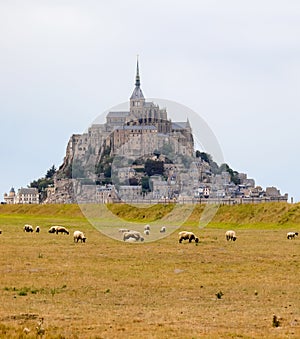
top-left (1, 0), bottom-right (300, 202)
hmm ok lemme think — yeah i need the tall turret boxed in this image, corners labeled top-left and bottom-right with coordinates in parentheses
top-left (130, 57), bottom-right (145, 118)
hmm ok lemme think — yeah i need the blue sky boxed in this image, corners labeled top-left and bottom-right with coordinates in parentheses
top-left (1, 1), bottom-right (300, 202)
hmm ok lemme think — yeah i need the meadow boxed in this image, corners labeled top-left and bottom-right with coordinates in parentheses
top-left (0, 203), bottom-right (299, 338)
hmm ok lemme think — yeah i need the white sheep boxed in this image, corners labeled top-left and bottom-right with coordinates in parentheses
top-left (144, 224), bottom-right (150, 231)
top-left (160, 226), bottom-right (166, 233)
top-left (287, 232), bottom-right (298, 240)
top-left (144, 229), bottom-right (150, 235)
top-left (35, 226), bottom-right (40, 233)
top-left (23, 224), bottom-right (34, 232)
top-left (178, 231), bottom-right (199, 243)
top-left (73, 230), bottom-right (86, 243)
top-left (225, 230), bottom-right (237, 241)
top-left (123, 230), bottom-right (144, 242)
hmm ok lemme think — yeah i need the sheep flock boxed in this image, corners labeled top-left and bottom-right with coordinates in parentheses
top-left (8, 223), bottom-right (299, 246)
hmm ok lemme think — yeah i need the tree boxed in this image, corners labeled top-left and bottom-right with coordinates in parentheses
top-left (45, 165), bottom-right (56, 179)
top-left (29, 165), bottom-right (57, 202)
top-left (141, 176), bottom-right (150, 192)
top-left (145, 159), bottom-right (164, 176)
top-left (196, 151), bottom-right (210, 163)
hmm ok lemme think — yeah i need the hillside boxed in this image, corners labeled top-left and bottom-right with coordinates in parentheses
top-left (1, 202), bottom-right (300, 228)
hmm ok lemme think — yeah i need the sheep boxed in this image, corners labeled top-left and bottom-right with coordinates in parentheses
top-left (48, 226), bottom-right (58, 233)
top-left (225, 230), bottom-right (237, 241)
top-left (73, 230), bottom-right (86, 243)
top-left (23, 224), bottom-right (34, 232)
top-left (160, 226), bottom-right (166, 233)
top-left (178, 231), bottom-right (199, 243)
top-left (56, 226), bottom-right (69, 235)
top-left (287, 232), bottom-right (298, 239)
top-left (144, 229), bottom-right (150, 236)
top-left (144, 224), bottom-right (150, 231)
top-left (35, 226), bottom-right (40, 233)
top-left (123, 230), bottom-right (144, 242)
top-left (0, 229), bottom-right (2, 234)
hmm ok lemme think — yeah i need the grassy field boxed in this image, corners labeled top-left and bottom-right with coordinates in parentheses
top-left (0, 203), bottom-right (299, 338)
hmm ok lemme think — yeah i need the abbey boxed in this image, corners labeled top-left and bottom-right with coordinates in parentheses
top-left (58, 60), bottom-right (194, 179)
top-left (44, 60), bottom-right (195, 203)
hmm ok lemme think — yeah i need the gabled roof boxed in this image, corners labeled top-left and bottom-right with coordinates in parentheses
top-left (107, 111), bottom-right (129, 118)
top-left (172, 122), bottom-right (189, 129)
top-left (18, 188), bottom-right (39, 195)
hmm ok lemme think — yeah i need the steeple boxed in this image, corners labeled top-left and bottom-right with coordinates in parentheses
top-left (130, 56), bottom-right (145, 111)
top-left (135, 57), bottom-right (140, 87)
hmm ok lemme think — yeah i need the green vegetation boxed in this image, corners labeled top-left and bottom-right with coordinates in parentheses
top-left (29, 165), bottom-right (56, 201)
top-left (144, 159), bottom-right (164, 176)
top-left (1, 202), bottom-right (300, 226)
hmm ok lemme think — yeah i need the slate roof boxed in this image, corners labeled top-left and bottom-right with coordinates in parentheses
top-left (18, 188), bottom-right (39, 195)
top-left (107, 111), bottom-right (129, 118)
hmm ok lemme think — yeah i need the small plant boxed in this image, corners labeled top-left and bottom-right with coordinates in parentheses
top-left (216, 291), bottom-right (224, 299)
top-left (272, 314), bottom-right (280, 327)
top-left (18, 290), bottom-right (27, 296)
top-left (38, 253), bottom-right (43, 258)
top-left (36, 317), bottom-right (45, 336)
top-left (18, 287), bottom-right (31, 296)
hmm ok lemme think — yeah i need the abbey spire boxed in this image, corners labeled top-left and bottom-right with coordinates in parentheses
top-left (130, 57), bottom-right (145, 113)
top-left (135, 57), bottom-right (141, 87)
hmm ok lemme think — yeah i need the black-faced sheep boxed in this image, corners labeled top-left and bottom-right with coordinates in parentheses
top-left (56, 226), bottom-right (69, 235)
top-left (225, 230), bottom-right (237, 241)
top-left (178, 231), bottom-right (199, 243)
top-left (287, 232), bottom-right (298, 239)
top-left (0, 229), bottom-right (2, 234)
top-left (160, 226), bottom-right (166, 233)
top-left (35, 226), bottom-right (40, 233)
top-left (144, 229), bottom-right (150, 236)
top-left (48, 226), bottom-right (58, 233)
top-left (123, 230), bottom-right (144, 242)
top-left (144, 224), bottom-right (150, 231)
top-left (73, 230), bottom-right (86, 243)
top-left (23, 224), bottom-right (34, 232)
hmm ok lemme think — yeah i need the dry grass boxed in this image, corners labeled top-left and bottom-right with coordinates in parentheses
top-left (0, 204), bottom-right (299, 338)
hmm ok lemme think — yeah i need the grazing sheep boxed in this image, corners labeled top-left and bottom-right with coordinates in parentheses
top-left (48, 226), bottom-right (58, 233)
top-left (123, 230), bottom-right (144, 242)
top-left (287, 232), bottom-right (298, 239)
top-left (56, 226), bottom-right (69, 235)
top-left (160, 226), bottom-right (166, 233)
top-left (0, 229), bottom-right (2, 234)
top-left (144, 229), bottom-right (150, 236)
top-left (144, 224), bottom-right (150, 231)
top-left (23, 224), bottom-right (34, 232)
top-left (73, 230), bottom-right (86, 243)
top-left (178, 231), bottom-right (199, 243)
top-left (125, 237), bottom-right (137, 242)
top-left (225, 230), bottom-right (237, 241)
top-left (35, 226), bottom-right (40, 233)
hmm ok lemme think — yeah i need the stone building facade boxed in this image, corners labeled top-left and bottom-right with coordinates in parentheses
top-left (4, 187), bottom-right (39, 204)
